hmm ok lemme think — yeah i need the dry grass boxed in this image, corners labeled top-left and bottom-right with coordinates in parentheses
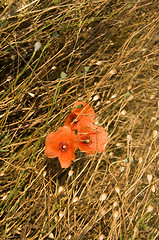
top-left (0, 0), bottom-right (159, 239)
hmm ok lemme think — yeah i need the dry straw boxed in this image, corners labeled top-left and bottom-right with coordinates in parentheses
top-left (0, 0), bottom-right (159, 239)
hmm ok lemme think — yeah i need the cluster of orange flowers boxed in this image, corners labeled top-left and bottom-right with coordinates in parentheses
top-left (45, 101), bottom-right (107, 168)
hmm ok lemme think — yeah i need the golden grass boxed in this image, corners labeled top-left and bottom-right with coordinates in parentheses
top-left (0, 0), bottom-right (159, 239)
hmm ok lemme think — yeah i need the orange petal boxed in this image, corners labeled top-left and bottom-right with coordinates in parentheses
top-left (58, 150), bottom-right (76, 168)
top-left (65, 101), bottom-right (95, 131)
top-left (45, 126), bottom-right (78, 166)
top-left (45, 132), bottom-right (58, 158)
top-left (93, 125), bottom-right (107, 152)
top-left (72, 101), bottom-right (95, 120)
top-left (60, 126), bottom-right (78, 150)
top-left (77, 125), bottom-right (107, 154)
top-left (64, 112), bottom-right (78, 128)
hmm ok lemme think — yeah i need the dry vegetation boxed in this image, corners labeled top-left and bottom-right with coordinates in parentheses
top-left (0, 0), bottom-right (159, 239)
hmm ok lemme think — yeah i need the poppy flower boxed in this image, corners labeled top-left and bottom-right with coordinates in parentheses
top-left (45, 126), bottom-right (78, 168)
top-left (65, 101), bottom-right (95, 131)
top-left (77, 125), bottom-right (107, 154)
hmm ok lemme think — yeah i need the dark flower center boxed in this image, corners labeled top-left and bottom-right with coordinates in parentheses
top-left (84, 136), bottom-right (92, 145)
top-left (72, 118), bottom-right (78, 123)
top-left (59, 142), bottom-right (69, 152)
top-left (71, 114), bottom-right (78, 125)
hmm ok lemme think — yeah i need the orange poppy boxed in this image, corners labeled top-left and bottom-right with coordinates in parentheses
top-left (65, 101), bottom-right (95, 131)
top-left (45, 126), bottom-right (78, 168)
top-left (77, 125), bottom-right (107, 154)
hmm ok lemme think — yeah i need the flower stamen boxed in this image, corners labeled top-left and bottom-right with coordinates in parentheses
top-left (73, 118), bottom-right (78, 123)
top-left (71, 117), bottom-right (78, 125)
top-left (84, 137), bottom-right (92, 145)
top-left (59, 142), bottom-right (69, 152)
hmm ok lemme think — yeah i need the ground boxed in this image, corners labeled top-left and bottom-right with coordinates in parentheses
top-left (0, 0), bottom-right (159, 239)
